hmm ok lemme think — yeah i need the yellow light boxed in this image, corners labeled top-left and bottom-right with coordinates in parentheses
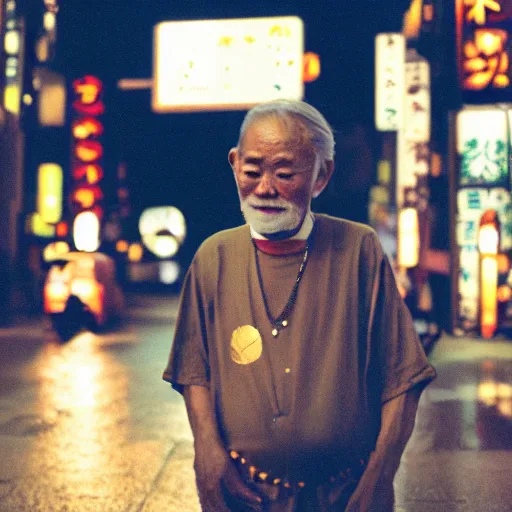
top-left (474, 29), bottom-right (506, 57)
top-left (116, 240), bottom-right (129, 253)
top-left (23, 93), bottom-right (33, 105)
top-left (402, 0), bottom-right (423, 40)
top-left (43, 241), bottom-right (70, 262)
top-left (73, 188), bottom-right (96, 209)
top-left (478, 224), bottom-right (499, 254)
top-left (481, 255), bottom-right (498, 338)
top-left (464, 56), bottom-right (487, 72)
top-left (37, 163), bottom-right (63, 224)
top-left (497, 285), bottom-right (511, 302)
top-left (479, 220), bottom-right (499, 339)
top-left (159, 261), bottom-right (181, 284)
top-left (398, 208), bottom-right (420, 268)
top-left (154, 235), bottom-right (179, 259)
top-left (73, 211), bottom-right (100, 252)
top-left (28, 212), bottom-right (56, 238)
top-left (75, 141), bottom-right (103, 163)
top-left (465, 0), bottom-right (501, 26)
top-left (464, 40), bottom-right (479, 59)
top-left (4, 30), bottom-right (20, 54)
top-left (128, 243), bottom-right (144, 263)
top-left (74, 83), bottom-right (101, 105)
top-left (43, 11), bottom-right (56, 31)
top-left (493, 74), bottom-right (510, 88)
top-left (4, 84), bottom-right (20, 115)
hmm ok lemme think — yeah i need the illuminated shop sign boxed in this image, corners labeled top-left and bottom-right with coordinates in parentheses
top-left (456, 0), bottom-right (512, 92)
top-left (455, 105), bottom-right (512, 337)
top-left (2, 1), bottom-right (24, 115)
top-left (153, 16), bottom-right (304, 112)
top-left (37, 163), bottom-right (63, 224)
top-left (375, 33), bottom-right (406, 131)
top-left (396, 50), bottom-right (431, 210)
top-left (70, 75), bottom-right (105, 252)
top-left (139, 206), bottom-right (187, 258)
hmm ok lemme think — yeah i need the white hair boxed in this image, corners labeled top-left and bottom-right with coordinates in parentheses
top-left (237, 99), bottom-right (335, 162)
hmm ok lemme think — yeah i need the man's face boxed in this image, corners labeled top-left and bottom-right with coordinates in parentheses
top-left (229, 116), bottom-right (332, 237)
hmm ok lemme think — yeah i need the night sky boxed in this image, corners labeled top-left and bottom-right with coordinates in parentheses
top-left (51, 0), bottom-right (411, 258)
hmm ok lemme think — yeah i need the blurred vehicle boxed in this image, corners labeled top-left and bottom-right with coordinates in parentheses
top-left (43, 252), bottom-right (124, 339)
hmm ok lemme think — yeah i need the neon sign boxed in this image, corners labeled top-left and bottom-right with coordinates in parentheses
top-left (70, 75), bottom-right (105, 251)
top-left (457, 0), bottom-right (512, 92)
top-left (465, 0), bottom-right (502, 25)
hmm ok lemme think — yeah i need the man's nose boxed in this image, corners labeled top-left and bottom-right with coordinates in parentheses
top-left (254, 173), bottom-right (278, 197)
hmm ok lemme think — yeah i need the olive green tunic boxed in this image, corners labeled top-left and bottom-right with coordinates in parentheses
top-left (163, 214), bottom-right (435, 510)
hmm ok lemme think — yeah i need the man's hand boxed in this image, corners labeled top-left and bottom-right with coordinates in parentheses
top-left (194, 440), bottom-right (263, 512)
top-left (343, 461), bottom-right (394, 512)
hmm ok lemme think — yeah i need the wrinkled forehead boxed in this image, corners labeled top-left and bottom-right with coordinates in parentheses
top-left (239, 113), bottom-right (314, 154)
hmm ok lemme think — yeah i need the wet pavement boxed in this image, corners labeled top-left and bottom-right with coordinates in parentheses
top-left (0, 294), bottom-right (511, 511)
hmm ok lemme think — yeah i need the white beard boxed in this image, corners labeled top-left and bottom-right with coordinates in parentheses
top-left (240, 196), bottom-right (304, 235)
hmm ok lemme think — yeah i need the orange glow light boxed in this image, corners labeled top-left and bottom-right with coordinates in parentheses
top-left (479, 216), bottom-right (499, 339)
top-left (72, 117), bottom-right (104, 139)
top-left (116, 240), bottom-right (129, 253)
top-left (75, 140), bottom-right (104, 163)
top-left (303, 52), bottom-right (321, 83)
top-left (71, 186), bottom-right (103, 209)
top-left (474, 28), bottom-right (506, 56)
top-left (73, 75), bottom-right (103, 105)
top-left (465, 0), bottom-right (501, 26)
top-left (73, 164), bottom-right (104, 184)
top-left (497, 285), bottom-right (511, 302)
top-left (56, 221), bottom-right (68, 238)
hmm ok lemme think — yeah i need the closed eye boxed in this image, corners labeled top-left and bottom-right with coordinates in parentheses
top-left (243, 171), bottom-right (260, 179)
top-left (277, 173), bottom-right (294, 180)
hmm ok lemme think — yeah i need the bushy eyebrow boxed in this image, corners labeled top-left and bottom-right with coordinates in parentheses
top-left (241, 152), bottom-right (295, 166)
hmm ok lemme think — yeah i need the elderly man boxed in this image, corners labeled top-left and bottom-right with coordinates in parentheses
top-left (163, 100), bottom-right (436, 511)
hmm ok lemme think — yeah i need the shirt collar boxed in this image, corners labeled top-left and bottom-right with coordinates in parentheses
top-left (250, 212), bottom-right (314, 241)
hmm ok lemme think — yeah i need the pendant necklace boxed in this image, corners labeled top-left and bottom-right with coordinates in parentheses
top-left (253, 222), bottom-right (315, 338)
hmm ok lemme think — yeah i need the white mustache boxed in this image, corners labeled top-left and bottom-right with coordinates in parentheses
top-left (249, 201), bottom-right (290, 209)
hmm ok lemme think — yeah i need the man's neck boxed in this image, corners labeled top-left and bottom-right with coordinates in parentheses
top-left (250, 212), bottom-right (314, 241)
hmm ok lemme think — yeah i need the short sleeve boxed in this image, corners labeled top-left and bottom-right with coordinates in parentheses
top-left (162, 259), bottom-right (210, 394)
top-left (367, 236), bottom-right (436, 404)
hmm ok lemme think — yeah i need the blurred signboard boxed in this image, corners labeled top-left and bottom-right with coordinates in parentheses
top-left (454, 104), bottom-right (512, 335)
top-left (375, 33), bottom-right (405, 131)
top-left (396, 49), bottom-right (431, 210)
top-left (152, 16), bottom-right (304, 112)
top-left (456, 0), bottom-right (512, 96)
top-left (70, 75), bottom-right (105, 252)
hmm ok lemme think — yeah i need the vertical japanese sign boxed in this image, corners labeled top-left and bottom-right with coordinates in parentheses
top-left (70, 76), bottom-right (105, 252)
top-left (456, 0), bottom-right (512, 92)
top-left (375, 33), bottom-right (406, 131)
top-left (2, 0), bottom-right (24, 115)
top-left (455, 105), bottom-right (512, 333)
top-left (396, 49), bottom-right (431, 210)
top-left (153, 16), bottom-right (304, 112)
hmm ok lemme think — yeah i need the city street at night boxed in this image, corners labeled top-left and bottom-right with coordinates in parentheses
top-left (0, 294), bottom-right (511, 512)
top-left (1, 1), bottom-right (512, 510)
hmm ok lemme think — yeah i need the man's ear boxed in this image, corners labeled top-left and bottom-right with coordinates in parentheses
top-left (312, 160), bottom-right (334, 199)
top-left (228, 147), bottom-right (238, 171)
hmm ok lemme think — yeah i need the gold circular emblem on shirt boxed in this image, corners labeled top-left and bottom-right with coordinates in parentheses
top-left (230, 325), bottom-right (263, 365)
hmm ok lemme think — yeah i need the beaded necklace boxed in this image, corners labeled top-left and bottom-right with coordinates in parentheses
top-left (253, 221), bottom-right (315, 338)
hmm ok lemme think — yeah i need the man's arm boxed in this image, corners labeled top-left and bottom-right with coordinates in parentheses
top-left (183, 385), bottom-right (263, 512)
top-left (344, 386), bottom-right (422, 511)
